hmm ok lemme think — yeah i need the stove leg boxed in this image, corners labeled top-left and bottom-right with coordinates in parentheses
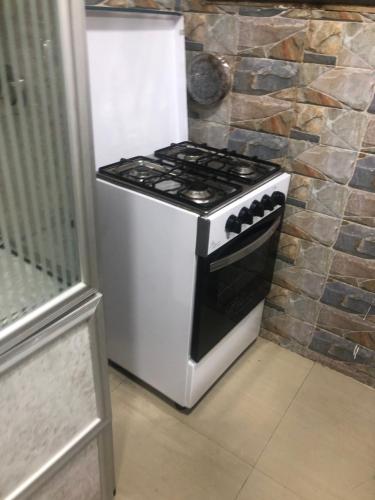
top-left (174, 402), bottom-right (188, 412)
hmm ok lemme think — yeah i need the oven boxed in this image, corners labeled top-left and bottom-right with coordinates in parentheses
top-left (191, 207), bottom-right (283, 362)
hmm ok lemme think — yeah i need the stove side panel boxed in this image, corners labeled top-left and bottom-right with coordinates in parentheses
top-left (96, 179), bottom-right (198, 405)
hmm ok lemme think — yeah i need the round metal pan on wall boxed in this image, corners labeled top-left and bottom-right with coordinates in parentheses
top-left (187, 53), bottom-right (232, 107)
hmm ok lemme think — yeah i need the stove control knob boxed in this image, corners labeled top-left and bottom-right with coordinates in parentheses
top-left (271, 191), bottom-right (286, 206)
top-left (249, 200), bottom-right (264, 218)
top-left (225, 215), bottom-right (242, 234)
top-left (261, 194), bottom-right (275, 211)
top-left (238, 207), bottom-right (253, 225)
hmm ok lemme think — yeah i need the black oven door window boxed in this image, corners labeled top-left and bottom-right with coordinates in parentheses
top-left (191, 208), bottom-right (283, 362)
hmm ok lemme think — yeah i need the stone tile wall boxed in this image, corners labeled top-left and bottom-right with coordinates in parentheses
top-left (89, 0), bottom-right (375, 387)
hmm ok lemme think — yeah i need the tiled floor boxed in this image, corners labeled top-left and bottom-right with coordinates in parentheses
top-left (109, 338), bottom-right (375, 500)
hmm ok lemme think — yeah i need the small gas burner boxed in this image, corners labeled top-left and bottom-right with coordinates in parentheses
top-left (229, 161), bottom-right (256, 177)
top-left (109, 158), bottom-right (168, 181)
top-left (155, 179), bottom-right (182, 192)
top-left (128, 165), bottom-right (157, 179)
top-left (177, 148), bottom-right (205, 162)
top-left (182, 182), bottom-right (215, 203)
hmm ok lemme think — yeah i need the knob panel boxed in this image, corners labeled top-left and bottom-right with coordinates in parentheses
top-left (224, 191), bottom-right (286, 235)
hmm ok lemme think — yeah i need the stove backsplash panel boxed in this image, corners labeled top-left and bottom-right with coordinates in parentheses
top-left (87, 0), bottom-right (375, 387)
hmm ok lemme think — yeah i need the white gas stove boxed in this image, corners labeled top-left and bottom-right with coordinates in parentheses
top-left (96, 141), bottom-right (290, 408)
top-left (86, 9), bottom-right (290, 408)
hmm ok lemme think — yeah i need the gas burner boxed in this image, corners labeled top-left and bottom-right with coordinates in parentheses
top-left (182, 182), bottom-right (215, 202)
top-left (128, 165), bottom-right (156, 180)
top-left (155, 179), bottom-right (182, 192)
top-left (177, 148), bottom-right (205, 162)
top-left (206, 159), bottom-right (225, 170)
top-left (229, 161), bottom-right (256, 177)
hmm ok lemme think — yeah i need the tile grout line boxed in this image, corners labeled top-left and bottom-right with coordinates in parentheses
top-left (111, 377), bottom-right (254, 471)
top-left (170, 411), bottom-right (255, 470)
top-left (233, 364), bottom-right (317, 499)
top-left (109, 375), bottom-right (125, 394)
top-left (252, 360), bottom-right (316, 469)
top-left (109, 357), bottom-right (318, 472)
top-left (234, 466), bottom-right (255, 500)
top-left (253, 468), bottom-right (311, 500)
top-left (110, 363), bottom-right (346, 500)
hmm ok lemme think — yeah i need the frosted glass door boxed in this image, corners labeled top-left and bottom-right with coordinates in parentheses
top-left (0, 0), bottom-right (81, 328)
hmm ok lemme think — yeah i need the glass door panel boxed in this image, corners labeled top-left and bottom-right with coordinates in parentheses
top-left (0, 0), bottom-right (81, 328)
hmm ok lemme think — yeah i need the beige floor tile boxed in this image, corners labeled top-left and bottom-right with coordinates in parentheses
top-left (176, 339), bottom-right (313, 466)
top-left (110, 339), bottom-right (313, 467)
top-left (109, 366), bottom-right (125, 392)
top-left (111, 382), bottom-right (251, 500)
top-left (257, 364), bottom-right (375, 500)
top-left (237, 469), bottom-right (303, 500)
top-left (348, 477), bottom-right (375, 500)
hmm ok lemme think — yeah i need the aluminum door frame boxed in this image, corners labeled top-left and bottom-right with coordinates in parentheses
top-left (0, 0), bottom-right (100, 354)
top-left (0, 1), bottom-right (115, 497)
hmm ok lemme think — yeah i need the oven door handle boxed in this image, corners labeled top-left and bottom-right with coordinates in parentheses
top-left (210, 215), bottom-right (282, 272)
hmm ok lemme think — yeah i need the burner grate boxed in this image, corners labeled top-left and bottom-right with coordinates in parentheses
top-left (97, 142), bottom-right (282, 214)
top-left (155, 141), bottom-right (280, 185)
top-left (98, 156), bottom-right (242, 213)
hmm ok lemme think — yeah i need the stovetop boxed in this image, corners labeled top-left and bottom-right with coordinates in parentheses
top-left (97, 142), bottom-right (281, 215)
top-left (155, 142), bottom-right (279, 184)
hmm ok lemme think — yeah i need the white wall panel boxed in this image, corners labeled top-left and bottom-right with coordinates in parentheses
top-left (86, 10), bottom-right (188, 168)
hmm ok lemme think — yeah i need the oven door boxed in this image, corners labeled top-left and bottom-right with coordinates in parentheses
top-left (191, 208), bottom-right (283, 362)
